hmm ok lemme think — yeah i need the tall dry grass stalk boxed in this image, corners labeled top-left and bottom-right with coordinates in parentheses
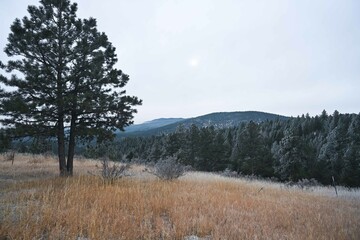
top-left (1, 155), bottom-right (360, 239)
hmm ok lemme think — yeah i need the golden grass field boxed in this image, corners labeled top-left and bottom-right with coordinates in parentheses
top-left (0, 153), bottom-right (359, 240)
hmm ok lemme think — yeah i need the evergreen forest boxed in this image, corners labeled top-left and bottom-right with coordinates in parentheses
top-left (2, 110), bottom-right (360, 187)
top-left (87, 110), bottom-right (360, 187)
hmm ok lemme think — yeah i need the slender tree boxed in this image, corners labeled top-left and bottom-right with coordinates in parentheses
top-left (0, 0), bottom-right (141, 175)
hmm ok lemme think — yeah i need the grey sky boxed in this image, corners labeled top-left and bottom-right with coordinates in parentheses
top-left (1, 0), bottom-right (359, 123)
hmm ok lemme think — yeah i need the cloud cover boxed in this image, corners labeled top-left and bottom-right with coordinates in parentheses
top-left (1, 0), bottom-right (359, 123)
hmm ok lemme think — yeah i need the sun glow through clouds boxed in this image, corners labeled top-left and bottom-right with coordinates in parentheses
top-left (189, 57), bottom-right (199, 67)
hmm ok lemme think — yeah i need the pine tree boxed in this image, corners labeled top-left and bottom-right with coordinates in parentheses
top-left (273, 129), bottom-right (310, 181)
top-left (196, 126), bottom-right (217, 171)
top-left (0, 0), bottom-right (141, 175)
top-left (211, 131), bottom-right (228, 171)
top-left (341, 144), bottom-right (360, 187)
top-left (178, 124), bottom-right (201, 166)
top-left (340, 114), bottom-right (360, 186)
top-left (235, 121), bottom-right (273, 177)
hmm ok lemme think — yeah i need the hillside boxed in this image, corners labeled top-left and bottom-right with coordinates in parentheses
top-left (172, 111), bottom-right (288, 128)
top-left (119, 111), bottom-right (289, 137)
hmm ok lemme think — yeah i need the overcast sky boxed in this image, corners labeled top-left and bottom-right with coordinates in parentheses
top-left (1, 0), bottom-right (360, 123)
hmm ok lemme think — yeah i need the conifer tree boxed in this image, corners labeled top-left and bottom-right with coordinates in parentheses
top-left (233, 121), bottom-right (273, 177)
top-left (273, 130), bottom-right (309, 181)
top-left (0, 0), bottom-right (141, 175)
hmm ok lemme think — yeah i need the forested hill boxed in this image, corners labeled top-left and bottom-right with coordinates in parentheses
top-left (95, 110), bottom-right (360, 187)
top-left (124, 118), bottom-right (184, 133)
top-left (167, 111), bottom-right (289, 129)
top-left (119, 111), bottom-right (289, 137)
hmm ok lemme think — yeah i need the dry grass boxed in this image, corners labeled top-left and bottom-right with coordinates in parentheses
top-left (1, 154), bottom-right (360, 239)
top-left (0, 153), bottom-right (99, 180)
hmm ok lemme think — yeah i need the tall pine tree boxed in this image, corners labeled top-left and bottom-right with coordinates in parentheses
top-left (0, 0), bottom-right (141, 175)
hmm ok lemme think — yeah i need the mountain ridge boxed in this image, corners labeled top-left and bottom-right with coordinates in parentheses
top-left (119, 111), bottom-right (289, 137)
top-left (124, 118), bottom-right (184, 133)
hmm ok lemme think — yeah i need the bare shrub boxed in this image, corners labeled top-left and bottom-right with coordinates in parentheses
top-left (285, 178), bottom-right (321, 190)
top-left (43, 151), bottom-right (54, 159)
top-left (4, 151), bottom-right (15, 164)
top-left (296, 178), bottom-right (321, 189)
top-left (221, 168), bottom-right (240, 178)
top-left (98, 158), bottom-right (130, 184)
top-left (150, 157), bottom-right (186, 180)
top-left (221, 169), bottom-right (279, 183)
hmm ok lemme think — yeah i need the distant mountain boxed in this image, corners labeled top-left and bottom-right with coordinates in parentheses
top-left (124, 118), bottom-right (184, 133)
top-left (117, 111), bottom-right (289, 137)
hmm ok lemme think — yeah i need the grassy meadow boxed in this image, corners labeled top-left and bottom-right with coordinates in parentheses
top-left (0, 154), bottom-right (359, 239)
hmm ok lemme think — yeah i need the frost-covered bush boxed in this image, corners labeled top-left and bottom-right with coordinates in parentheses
top-left (151, 157), bottom-right (186, 180)
top-left (285, 178), bottom-right (321, 190)
top-left (98, 158), bottom-right (130, 184)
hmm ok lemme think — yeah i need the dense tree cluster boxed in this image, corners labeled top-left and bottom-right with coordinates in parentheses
top-left (94, 111), bottom-right (360, 187)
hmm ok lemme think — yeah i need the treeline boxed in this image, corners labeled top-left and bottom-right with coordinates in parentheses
top-left (2, 110), bottom-right (359, 187)
top-left (87, 110), bottom-right (360, 187)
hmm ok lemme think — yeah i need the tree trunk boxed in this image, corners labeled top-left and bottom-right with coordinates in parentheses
top-left (58, 117), bottom-right (67, 176)
top-left (66, 113), bottom-right (77, 176)
top-left (66, 60), bottom-right (80, 176)
top-left (56, 3), bottom-right (67, 176)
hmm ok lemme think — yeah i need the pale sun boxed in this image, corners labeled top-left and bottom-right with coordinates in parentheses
top-left (189, 58), bottom-right (199, 67)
